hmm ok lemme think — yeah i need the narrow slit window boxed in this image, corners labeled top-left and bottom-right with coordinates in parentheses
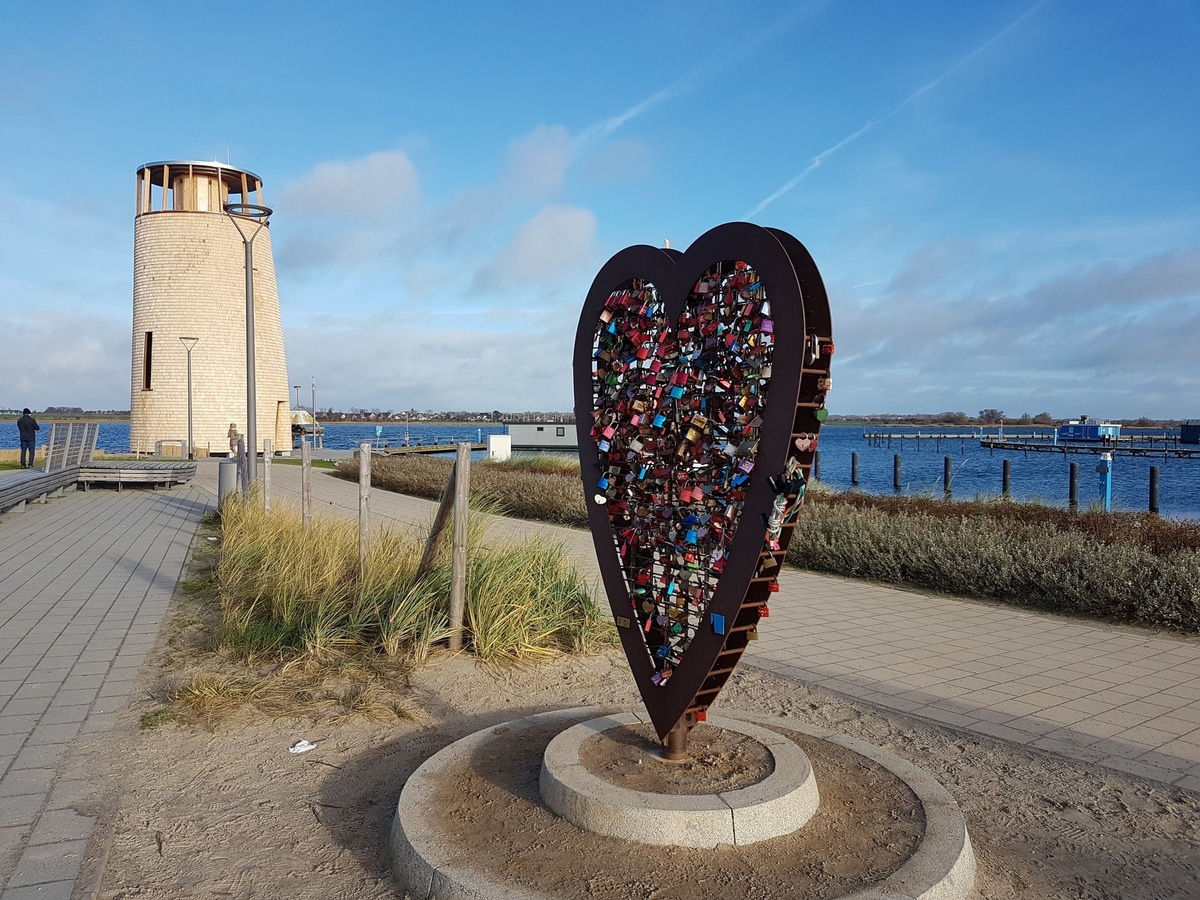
top-left (143, 331), bottom-right (153, 390)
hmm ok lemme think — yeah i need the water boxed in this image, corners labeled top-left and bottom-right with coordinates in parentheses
top-left (4, 421), bottom-right (1197, 521)
top-left (299, 422), bottom-right (506, 451)
top-left (813, 425), bottom-right (1200, 521)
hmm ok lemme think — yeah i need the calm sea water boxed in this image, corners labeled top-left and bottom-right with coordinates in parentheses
top-left (4, 421), bottom-right (1198, 521)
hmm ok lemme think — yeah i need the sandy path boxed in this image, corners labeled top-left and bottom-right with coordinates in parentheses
top-left (83, 644), bottom-right (1199, 899)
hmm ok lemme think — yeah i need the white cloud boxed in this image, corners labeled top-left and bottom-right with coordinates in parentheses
top-left (0, 312), bottom-right (129, 410)
top-left (284, 307), bottom-right (578, 412)
top-left (471, 205), bottom-right (598, 293)
top-left (278, 150), bottom-right (420, 220)
top-left (825, 241), bottom-right (1200, 418)
top-left (502, 125), bottom-right (574, 196)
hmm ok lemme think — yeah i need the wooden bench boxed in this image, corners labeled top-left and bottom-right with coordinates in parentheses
top-left (0, 421), bottom-right (100, 513)
top-left (0, 467), bottom-right (82, 512)
top-left (77, 461), bottom-right (197, 491)
top-left (1, 421), bottom-right (200, 512)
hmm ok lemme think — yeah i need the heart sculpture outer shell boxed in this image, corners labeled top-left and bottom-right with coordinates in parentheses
top-left (572, 222), bottom-right (832, 742)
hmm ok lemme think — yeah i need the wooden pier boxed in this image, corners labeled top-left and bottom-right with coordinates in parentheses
top-left (374, 443), bottom-right (485, 456)
top-left (980, 438), bottom-right (1200, 458)
top-left (862, 431), bottom-right (1055, 450)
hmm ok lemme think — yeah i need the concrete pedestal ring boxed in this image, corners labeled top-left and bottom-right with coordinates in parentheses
top-left (539, 712), bottom-right (819, 848)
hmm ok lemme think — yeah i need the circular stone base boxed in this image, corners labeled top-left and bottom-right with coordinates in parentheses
top-left (391, 707), bottom-right (975, 900)
top-left (540, 712), bottom-right (819, 847)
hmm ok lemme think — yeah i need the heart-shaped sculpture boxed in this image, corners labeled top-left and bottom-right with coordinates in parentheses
top-left (573, 222), bottom-right (833, 750)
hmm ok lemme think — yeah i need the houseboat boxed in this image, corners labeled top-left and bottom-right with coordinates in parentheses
top-left (507, 421), bottom-right (577, 450)
top-left (1057, 415), bottom-right (1119, 442)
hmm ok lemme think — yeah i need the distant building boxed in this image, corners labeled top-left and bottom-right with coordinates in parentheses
top-left (1057, 415), bottom-right (1120, 442)
top-left (131, 161), bottom-right (290, 456)
top-left (507, 421), bottom-right (578, 450)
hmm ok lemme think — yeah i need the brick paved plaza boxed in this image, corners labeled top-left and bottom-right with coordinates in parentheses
top-left (1, 460), bottom-right (1197, 895)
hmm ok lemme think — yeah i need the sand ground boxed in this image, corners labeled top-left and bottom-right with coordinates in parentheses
top-left (73, 630), bottom-right (1200, 900)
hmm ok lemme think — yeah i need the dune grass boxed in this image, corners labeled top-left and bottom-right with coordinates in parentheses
top-left (147, 493), bottom-right (609, 727)
top-left (215, 494), bottom-right (607, 663)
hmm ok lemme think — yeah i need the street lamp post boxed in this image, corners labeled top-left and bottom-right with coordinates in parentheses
top-left (180, 337), bottom-right (199, 459)
top-left (224, 202), bottom-right (273, 485)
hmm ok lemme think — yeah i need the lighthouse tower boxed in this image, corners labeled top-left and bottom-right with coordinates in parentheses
top-left (131, 161), bottom-right (290, 457)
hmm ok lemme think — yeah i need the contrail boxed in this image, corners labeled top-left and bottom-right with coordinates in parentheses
top-left (743, 1), bottom-right (1047, 219)
top-left (577, 1), bottom-right (828, 150)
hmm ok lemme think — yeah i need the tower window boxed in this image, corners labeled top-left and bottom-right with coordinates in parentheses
top-left (143, 331), bottom-right (153, 390)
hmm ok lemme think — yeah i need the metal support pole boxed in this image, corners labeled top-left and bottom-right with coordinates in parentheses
top-left (850, 451), bottom-right (858, 485)
top-left (1069, 462), bottom-right (1079, 510)
top-left (662, 720), bottom-right (688, 761)
top-left (812, 450), bottom-right (820, 482)
top-left (180, 337), bottom-right (198, 460)
top-left (1149, 465), bottom-right (1160, 515)
top-left (225, 202), bottom-right (272, 489)
top-left (943, 456), bottom-right (953, 498)
top-left (893, 454), bottom-right (902, 492)
top-left (1002, 459), bottom-right (1012, 499)
top-left (244, 237), bottom-right (257, 483)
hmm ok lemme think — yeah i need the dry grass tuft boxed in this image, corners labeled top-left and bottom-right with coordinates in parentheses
top-left (143, 489), bottom-right (609, 727)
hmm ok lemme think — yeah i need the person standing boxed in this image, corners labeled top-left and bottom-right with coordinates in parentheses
top-left (17, 408), bottom-right (39, 468)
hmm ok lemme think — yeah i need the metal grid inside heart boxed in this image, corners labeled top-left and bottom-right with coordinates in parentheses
top-left (589, 261), bottom-right (775, 685)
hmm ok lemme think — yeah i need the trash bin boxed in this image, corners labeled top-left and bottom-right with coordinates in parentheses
top-left (218, 460), bottom-right (239, 509)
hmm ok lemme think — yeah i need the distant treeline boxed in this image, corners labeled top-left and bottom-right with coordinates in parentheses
top-left (1, 408), bottom-right (1186, 429)
top-left (830, 410), bottom-right (1186, 428)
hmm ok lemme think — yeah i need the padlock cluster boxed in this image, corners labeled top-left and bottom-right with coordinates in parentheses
top-left (589, 261), bottom-right (776, 683)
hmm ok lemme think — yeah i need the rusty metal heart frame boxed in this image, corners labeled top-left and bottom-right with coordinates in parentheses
top-left (573, 222), bottom-right (832, 747)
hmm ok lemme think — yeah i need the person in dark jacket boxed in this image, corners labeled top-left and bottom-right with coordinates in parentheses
top-left (17, 409), bottom-right (39, 468)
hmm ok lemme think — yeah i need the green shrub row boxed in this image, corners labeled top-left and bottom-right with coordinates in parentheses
top-left (341, 455), bottom-right (589, 527)
top-left (786, 503), bottom-right (1200, 629)
top-left (337, 455), bottom-right (1200, 632)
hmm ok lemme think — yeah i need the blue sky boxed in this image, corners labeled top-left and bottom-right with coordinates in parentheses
top-left (1, 1), bottom-right (1197, 419)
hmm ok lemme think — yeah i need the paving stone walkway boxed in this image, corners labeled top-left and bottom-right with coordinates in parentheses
top-left (1, 457), bottom-right (1198, 895)
top-left (229, 460), bottom-right (1200, 791)
top-left (0, 480), bottom-right (211, 898)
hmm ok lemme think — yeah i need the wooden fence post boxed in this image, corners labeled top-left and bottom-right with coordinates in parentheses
top-left (237, 436), bottom-right (248, 499)
top-left (358, 442), bottom-right (371, 576)
top-left (263, 439), bottom-right (272, 512)
top-left (301, 439), bottom-right (312, 529)
top-left (448, 443), bottom-right (472, 651)
top-left (415, 462), bottom-right (458, 583)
